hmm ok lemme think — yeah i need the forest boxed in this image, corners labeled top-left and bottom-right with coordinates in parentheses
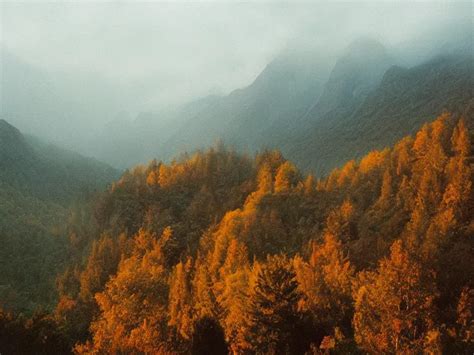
top-left (0, 111), bottom-right (472, 354)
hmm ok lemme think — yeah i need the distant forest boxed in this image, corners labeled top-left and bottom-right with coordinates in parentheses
top-left (1, 111), bottom-right (472, 354)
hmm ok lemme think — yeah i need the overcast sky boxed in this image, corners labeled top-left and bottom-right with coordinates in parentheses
top-left (1, 1), bottom-right (471, 113)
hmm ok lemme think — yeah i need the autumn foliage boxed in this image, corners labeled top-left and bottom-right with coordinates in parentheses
top-left (2, 113), bottom-right (472, 354)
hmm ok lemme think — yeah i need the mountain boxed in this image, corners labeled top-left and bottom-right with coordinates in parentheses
top-left (0, 119), bottom-right (118, 204)
top-left (87, 47), bottom-right (334, 169)
top-left (0, 119), bottom-right (119, 311)
top-left (286, 53), bottom-right (474, 174)
top-left (164, 47), bottom-right (334, 155)
top-left (302, 38), bottom-right (393, 122)
top-left (89, 96), bottom-right (222, 168)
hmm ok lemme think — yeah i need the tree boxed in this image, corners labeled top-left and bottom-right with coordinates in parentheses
top-left (168, 258), bottom-right (193, 342)
top-left (353, 240), bottom-right (438, 354)
top-left (325, 200), bottom-right (357, 242)
top-left (303, 174), bottom-right (316, 195)
top-left (215, 239), bottom-right (251, 348)
top-left (274, 161), bottom-right (299, 193)
top-left (256, 163), bottom-right (273, 195)
top-left (80, 233), bottom-right (169, 353)
top-left (192, 259), bottom-right (218, 320)
top-left (248, 254), bottom-right (303, 353)
top-left (377, 168), bottom-right (393, 207)
top-left (295, 233), bottom-right (354, 333)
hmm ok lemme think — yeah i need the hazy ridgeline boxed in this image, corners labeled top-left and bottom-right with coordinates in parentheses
top-left (1, 2), bottom-right (471, 170)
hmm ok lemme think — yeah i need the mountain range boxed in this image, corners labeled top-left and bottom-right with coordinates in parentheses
top-left (85, 37), bottom-right (473, 173)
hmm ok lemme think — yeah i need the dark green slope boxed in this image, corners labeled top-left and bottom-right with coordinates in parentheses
top-left (0, 119), bottom-right (119, 311)
top-left (0, 119), bottom-right (118, 203)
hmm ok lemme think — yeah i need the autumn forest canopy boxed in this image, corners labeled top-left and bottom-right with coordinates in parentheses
top-left (0, 110), bottom-right (472, 354)
top-left (0, 2), bottom-right (473, 354)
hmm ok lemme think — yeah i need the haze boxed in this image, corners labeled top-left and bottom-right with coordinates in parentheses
top-left (0, 1), bottom-right (471, 162)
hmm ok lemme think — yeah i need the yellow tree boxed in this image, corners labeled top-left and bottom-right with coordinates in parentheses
top-left (295, 233), bottom-right (354, 333)
top-left (192, 258), bottom-right (217, 320)
top-left (325, 200), bottom-right (357, 242)
top-left (168, 257), bottom-right (194, 341)
top-left (79, 231), bottom-right (169, 353)
top-left (215, 239), bottom-right (251, 348)
top-left (353, 240), bottom-right (438, 354)
top-left (274, 161), bottom-right (300, 193)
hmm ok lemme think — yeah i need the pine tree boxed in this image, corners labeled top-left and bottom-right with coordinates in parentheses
top-left (248, 254), bottom-right (302, 354)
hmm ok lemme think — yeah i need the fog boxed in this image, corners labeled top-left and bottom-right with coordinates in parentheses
top-left (0, 1), bottom-right (471, 157)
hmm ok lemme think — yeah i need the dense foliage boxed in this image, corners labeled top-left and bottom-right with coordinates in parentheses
top-left (1, 112), bottom-right (473, 354)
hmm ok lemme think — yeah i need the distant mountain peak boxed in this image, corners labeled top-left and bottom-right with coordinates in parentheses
top-left (0, 118), bottom-right (36, 165)
top-left (0, 118), bottom-right (18, 131)
top-left (0, 118), bottom-right (25, 142)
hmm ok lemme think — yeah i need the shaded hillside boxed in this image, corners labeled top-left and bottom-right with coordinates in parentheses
top-left (0, 119), bottom-right (118, 204)
top-left (287, 53), bottom-right (474, 174)
top-left (0, 119), bottom-right (119, 311)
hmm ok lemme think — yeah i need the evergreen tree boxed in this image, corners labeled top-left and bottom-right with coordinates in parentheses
top-left (248, 254), bottom-right (302, 354)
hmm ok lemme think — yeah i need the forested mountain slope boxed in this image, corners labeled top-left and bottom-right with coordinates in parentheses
top-left (287, 53), bottom-right (474, 174)
top-left (0, 119), bottom-right (118, 311)
top-left (11, 110), bottom-right (468, 354)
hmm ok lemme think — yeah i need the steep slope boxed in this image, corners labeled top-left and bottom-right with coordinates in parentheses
top-left (302, 38), bottom-right (393, 122)
top-left (0, 119), bottom-right (119, 311)
top-left (159, 39), bottom-right (392, 166)
top-left (287, 53), bottom-right (474, 174)
top-left (165, 48), bottom-right (333, 155)
top-left (0, 119), bottom-right (118, 204)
